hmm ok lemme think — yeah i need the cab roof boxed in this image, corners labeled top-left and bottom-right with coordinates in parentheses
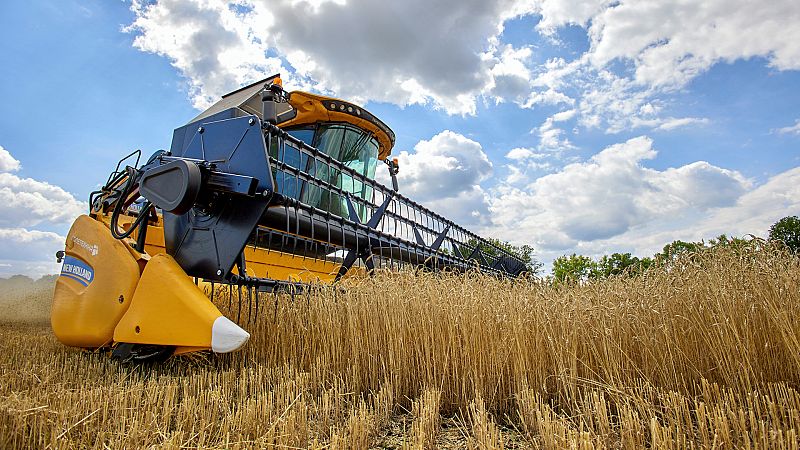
top-left (190, 75), bottom-right (395, 159)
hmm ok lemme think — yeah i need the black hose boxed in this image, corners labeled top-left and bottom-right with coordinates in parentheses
top-left (110, 167), bottom-right (153, 240)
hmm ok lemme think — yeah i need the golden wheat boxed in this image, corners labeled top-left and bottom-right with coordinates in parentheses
top-left (1, 243), bottom-right (799, 448)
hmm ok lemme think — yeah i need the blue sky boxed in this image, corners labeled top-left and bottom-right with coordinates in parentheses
top-left (1, 0), bottom-right (798, 277)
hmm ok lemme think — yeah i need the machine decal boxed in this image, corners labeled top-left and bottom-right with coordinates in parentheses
top-left (60, 255), bottom-right (95, 287)
top-left (72, 236), bottom-right (99, 256)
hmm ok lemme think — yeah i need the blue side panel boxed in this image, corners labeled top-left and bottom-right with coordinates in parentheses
top-left (164, 115), bottom-right (274, 280)
top-left (170, 108), bottom-right (239, 156)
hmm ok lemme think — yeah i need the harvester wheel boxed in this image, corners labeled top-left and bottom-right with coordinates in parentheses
top-left (111, 343), bottom-right (175, 363)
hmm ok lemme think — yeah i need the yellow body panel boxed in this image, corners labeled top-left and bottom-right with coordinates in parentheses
top-left (51, 215), bottom-right (142, 348)
top-left (239, 246), bottom-right (339, 282)
top-left (113, 253), bottom-right (222, 348)
top-left (104, 212), bottom-right (344, 283)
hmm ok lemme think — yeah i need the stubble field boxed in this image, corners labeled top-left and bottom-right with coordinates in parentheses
top-left (1, 244), bottom-right (799, 449)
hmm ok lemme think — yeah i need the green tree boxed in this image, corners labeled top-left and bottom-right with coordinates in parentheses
top-left (591, 252), bottom-right (650, 279)
top-left (638, 256), bottom-right (655, 273)
top-left (552, 254), bottom-right (596, 283)
top-left (708, 234), bottom-right (749, 249)
top-left (655, 240), bottom-right (705, 265)
top-left (769, 216), bottom-right (800, 253)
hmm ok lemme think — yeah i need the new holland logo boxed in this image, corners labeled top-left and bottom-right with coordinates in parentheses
top-left (72, 236), bottom-right (99, 256)
top-left (60, 256), bottom-right (94, 287)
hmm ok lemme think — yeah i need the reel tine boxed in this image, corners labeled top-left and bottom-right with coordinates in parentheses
top-left (237, 284), bottom-right (242, 324)
top-left (248, 285), bottom-right (254, 326)
top-left (273, 290), bottom-right (278, 323)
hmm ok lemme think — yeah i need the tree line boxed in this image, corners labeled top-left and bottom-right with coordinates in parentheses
top-left (549, 215), bottom-right (800, 283)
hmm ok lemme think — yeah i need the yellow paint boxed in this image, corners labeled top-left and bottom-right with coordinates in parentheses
top-left (113, 253), bottom-right (223, 348)
top-left (237, 245), bottom-right (339, 282)
top-left (104, 212), bottom-right (349, 283)
top-left (51, 215), bottom-right (142, 348)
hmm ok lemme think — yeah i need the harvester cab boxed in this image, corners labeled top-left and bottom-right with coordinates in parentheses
top-left (51, 75), bottom-right (528, 362)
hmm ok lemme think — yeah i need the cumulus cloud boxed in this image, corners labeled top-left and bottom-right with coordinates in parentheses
top-left (488, 136), bottom-right (752, 255)
top-left (535, 165), bottom-right (800, 269)
top-left (0, 145), bottom-right (82, 277)
top-left (127, 0), bottom-right (539, 115)
top-left (584, 1), bottom-right (800, 88)
top-left (0, 145), bottom-right (21, 173)
top-left (501, 109), bottom-right (578, 186)
top-left (536, 109), bottom-right (577, 150)
top-left (0, 173), bottom-right (85, 228)
top-left (387, 131), bottom-right (493, 226)
top-left (535, 0), bottom-right (609, 35)
top-left (126, 0), bottom-right (799, 129)
top-left (695, 167), bottom-right (800, 237)
top-left (489, 45), bottom-right (535, 104)
top-left (126, 0), bottom-right (287, 109)
top-left (520, 1), bottom-right (799, 133)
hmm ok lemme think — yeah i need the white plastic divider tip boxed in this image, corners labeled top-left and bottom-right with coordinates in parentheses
top-left (211, 315), bottom-right (250, 353)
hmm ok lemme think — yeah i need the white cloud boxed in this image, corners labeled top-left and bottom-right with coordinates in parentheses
top-left (389, 131), bottom-right (493, 226)
top-left (585, 0), bottom-right (800, 88)
top-left (487, 136), bottom-right (753, 260)
top-left (535, 0), bottom-right (609, 35)
top-left (386, 130), bottom-right (798, 271)
top-left (523, 88), bottom-right (574, 107)
top-left (0, 145), bottom-right (21, 172)
top-left (504, 148), bottom-right (554, 183)
top-left (525, 0), bottom-right (800, 133)
top-left (0, 145), bottom-right (83, 228)
top-left (0, 173), bottom-right (85, 228)
top-left (563, 68), bottom-right (714, 133)
top-left (776, 119), bottom-right (800, 135)
top-left (656, 117), bottom-right (710, 131)
top-left (126, 0), bottom-right (287, 110)
top-left (126, 0), bottom-right (799, 129)
top-left (695, 167), bottom-right (800, 237)
top-left (489, 45), bottom-right (534, 104)
top-left (506, 147), bottom-right (545, 161)
top-left (120, 0), bottom-right (800, 272)
top-left (503, 110), bottom-right (578, 186)
top-left (0, 145), bottom-right (82, 277)
top-left (540, 165), bottom-right (800, 269)
top-left (127, 0), bottom-right (541, 115)
top-left (536, 109), bottom-right (577, 150)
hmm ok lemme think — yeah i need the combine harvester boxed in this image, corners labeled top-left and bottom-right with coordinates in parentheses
top-left (51, 75), bottom-right (528, 362)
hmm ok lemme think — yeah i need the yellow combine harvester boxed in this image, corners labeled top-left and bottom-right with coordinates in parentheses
top-left (51, 75), bottom-right (528, 362)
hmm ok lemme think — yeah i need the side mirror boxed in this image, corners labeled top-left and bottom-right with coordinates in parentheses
top-left (261, 78), bottom-right (284, 125)
top-left (385, 158), bottom-right (399, 191)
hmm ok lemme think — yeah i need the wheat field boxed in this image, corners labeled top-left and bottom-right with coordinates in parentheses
top-left (1, 243), bottom-right (799, 449)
